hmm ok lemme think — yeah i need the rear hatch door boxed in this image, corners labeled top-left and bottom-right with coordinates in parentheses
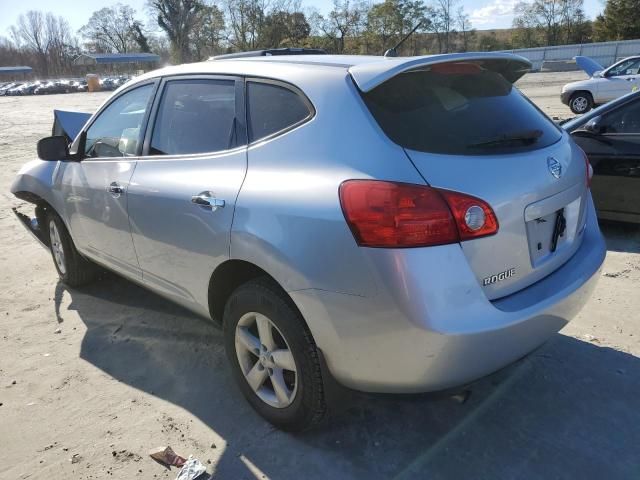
top-left (358, 57), bottom-right (589, 299)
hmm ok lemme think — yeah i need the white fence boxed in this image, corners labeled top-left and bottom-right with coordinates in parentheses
top-left (499, 39), bottom-right (640, 71)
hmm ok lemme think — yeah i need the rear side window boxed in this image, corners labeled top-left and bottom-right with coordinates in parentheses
top-left (601, 99), bottom-right (640, 133)
top-left (150, 79), bottom-right (236, 156)
top-left (362, 65), bottom-right (562, 155)
top-left (247, 81), bottom-right (312, 142)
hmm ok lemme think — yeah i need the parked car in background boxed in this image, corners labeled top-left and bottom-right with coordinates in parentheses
top-left (0, 82), bottom-right (21, 95)
top-left (34, 81), bottom-right (68, 95)
top-left (11, 52), bottom-right (605, 431)
top-left (564, 90), bottom-right (640, 224)
top-left (562, 55), bottom-right (640, 114)
top-left (8, 82), bottom-right (42, 96)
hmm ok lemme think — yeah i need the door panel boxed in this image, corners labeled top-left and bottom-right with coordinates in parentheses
top-left (127, 153), bottom-right (246, 312)
top-left (61, 160), bottom-right (141, 278)
top-left (126, 76), bottom-right (247, 315)
top-left (572, 98), bottom-right (640, 220)
top-left (59, 83), bottom-right (156, 279)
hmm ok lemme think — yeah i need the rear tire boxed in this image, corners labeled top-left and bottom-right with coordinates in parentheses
top-left (223, 278), bottom-right (326, 431)
top-left (569, 92), bottom-right (593, 114)
top-left (46, 211), bottom-right (99, 287)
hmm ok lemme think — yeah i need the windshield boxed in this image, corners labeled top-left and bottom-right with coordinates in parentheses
top-left (362, 65), bottom-right (562, 155)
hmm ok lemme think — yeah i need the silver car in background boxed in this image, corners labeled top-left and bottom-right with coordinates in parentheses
top-left (11, 52), bottom-right (606, 431)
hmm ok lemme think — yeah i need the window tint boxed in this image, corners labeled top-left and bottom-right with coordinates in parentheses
top-left (607, 59), bottom-right (640, 77)
top-left (85, 84), bottom-right (153, 158)
top-left (150, 79), bottom-right (236, 155)
top-left (602, 100), bottom-right (640, 134)
top-left (247, 82), bottom-right (311, 142)
top-left (362, 66), bottom-right (562, 155)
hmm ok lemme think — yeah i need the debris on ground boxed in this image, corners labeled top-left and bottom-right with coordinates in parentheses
top-left (175, 456), bottom-right (208, 480)
top-left (149, 446), bottom-right (187, 468)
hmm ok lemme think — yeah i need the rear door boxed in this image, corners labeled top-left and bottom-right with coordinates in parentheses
top-left (126, 76), bottom-right (247, 313)
top-left (360, 61), bottom-right (589, 299)
top-left (572, 98), bottom-right (640, 222)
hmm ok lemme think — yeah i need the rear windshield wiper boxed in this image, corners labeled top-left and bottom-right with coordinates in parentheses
top-left (467, 129), bottom-right (543, 149)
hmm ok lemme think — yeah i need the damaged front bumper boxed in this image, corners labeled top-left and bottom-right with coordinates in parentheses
top-left (12, 207), bottom-right (49, 249)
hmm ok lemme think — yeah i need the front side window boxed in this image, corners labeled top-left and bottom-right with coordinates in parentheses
top-left (607, 59), bottom-right (640, 77)
top-left (150, 79), bottom-right (236, 156)
top-left (602, 100), bottom-right (640, 134)
top-left (85, 84), bottom-right (153, 158)
top-left (247, 81), bottom-right (312, 142)
top-left (362, 64), bottom-right (562, 155)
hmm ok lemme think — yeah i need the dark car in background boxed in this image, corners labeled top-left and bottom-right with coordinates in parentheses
top-left (0, 82), bottom-right (21, 95)
top-left (564, 90), bottom-right (640, 224)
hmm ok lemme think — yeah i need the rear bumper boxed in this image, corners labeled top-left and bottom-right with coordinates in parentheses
top-left (291, 195), bottom-right (606, 393)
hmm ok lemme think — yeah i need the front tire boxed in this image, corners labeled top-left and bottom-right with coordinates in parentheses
top-left (569, 91), bottom-right (593, 114)
top-left (223, 278), bottom-right (326, 431)
top-left (46, 211), bottom-right (98, 287)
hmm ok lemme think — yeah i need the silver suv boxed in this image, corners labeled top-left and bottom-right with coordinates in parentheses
top-left (11, 52), bottom-right (606, 430)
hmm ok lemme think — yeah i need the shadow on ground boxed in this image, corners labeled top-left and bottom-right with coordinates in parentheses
top-left (53, 271), bottom-right (640, 479)
top-left (600, 220), bottom-right (640, 254)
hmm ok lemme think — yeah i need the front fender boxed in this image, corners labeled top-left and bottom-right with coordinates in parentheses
top-left (11, 159), bottom-right (65, 215)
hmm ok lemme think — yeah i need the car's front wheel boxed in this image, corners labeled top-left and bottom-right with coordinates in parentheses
top-left (569, 91), bottom-right (593, 114)
top-left (224, 278), bottom-right (326, 431)
top-left (46, 211), bottom-right (99, 287)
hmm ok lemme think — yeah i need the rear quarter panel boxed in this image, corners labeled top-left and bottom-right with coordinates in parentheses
top-left (231, 69), bottom-right (426, 297)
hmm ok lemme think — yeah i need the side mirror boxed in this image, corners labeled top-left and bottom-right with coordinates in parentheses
top-left (37, 136), bottom-right (69, 161)
top-left (583, 115), bottom-right (604, 135)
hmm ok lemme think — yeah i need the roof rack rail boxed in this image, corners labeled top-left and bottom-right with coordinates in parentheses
top-left (210, 48), bottom-right (327, 61)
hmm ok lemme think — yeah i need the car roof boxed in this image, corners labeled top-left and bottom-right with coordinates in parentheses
top-left (130, 52), bottom-right (531, 93)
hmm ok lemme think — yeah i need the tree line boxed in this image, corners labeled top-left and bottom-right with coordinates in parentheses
top-left (0, 0), bottom-right (638, 77)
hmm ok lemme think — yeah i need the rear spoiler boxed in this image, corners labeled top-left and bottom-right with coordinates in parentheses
top-left (52, 109), bottom-right (91, 142)
top-left (349, 52), bottom-right (532, 92)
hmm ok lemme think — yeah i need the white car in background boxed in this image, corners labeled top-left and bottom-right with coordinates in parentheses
top-left (561, 55), bottom-right (640, 114)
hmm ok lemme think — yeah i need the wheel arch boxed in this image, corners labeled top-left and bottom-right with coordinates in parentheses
top-left (207, 259), bottom-right (306, 327)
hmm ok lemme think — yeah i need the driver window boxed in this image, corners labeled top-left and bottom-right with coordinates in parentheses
top-left (608, 59), bottom-right (640, 77)
top-left (85, 84), bottom-right (154, 158)
top-left (602, 100), bottom-right (640, 134)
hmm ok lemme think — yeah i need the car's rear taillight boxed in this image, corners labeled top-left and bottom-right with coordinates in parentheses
top-left (578, 147), bottom-right (593, 187)
top-left (339, 180), bottom-right (498, 248)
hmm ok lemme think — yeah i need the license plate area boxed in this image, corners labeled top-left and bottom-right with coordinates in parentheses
top-left (526, 196), bottom-right (582, 267)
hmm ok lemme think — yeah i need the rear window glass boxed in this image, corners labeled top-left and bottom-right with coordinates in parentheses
top-left (362, 65), bottom-right (562, 155)
top-left (247, 82), bottom-right (312, 142)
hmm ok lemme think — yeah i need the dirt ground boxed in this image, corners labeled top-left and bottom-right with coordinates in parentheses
top-left (1, 71), bottom-right (639, 480)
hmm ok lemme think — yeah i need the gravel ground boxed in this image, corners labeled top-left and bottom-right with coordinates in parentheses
top-left (1, 71), bottom-right (639, 480)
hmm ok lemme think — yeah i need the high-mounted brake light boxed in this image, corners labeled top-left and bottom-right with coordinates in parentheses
top-left (578, 147), bottom-right (593, 187)
top-left (339, 180), bottom-right (498, 248)
top-left (430, 62), bottom-right (482, 75)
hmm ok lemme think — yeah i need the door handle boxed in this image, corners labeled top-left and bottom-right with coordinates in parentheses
top-left (107, 182), bottom-right (125, 197)
top-left (191, 191), bottom-right (225, 211)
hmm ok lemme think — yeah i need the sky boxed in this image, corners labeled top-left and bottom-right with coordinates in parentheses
top-left (0, 0), bottom-right (604, 39)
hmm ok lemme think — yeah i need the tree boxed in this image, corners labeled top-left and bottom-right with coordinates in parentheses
top-left (10, 11), bottom-right (50, 76)
top-left (512, 0), bottom-right (590, 46)
top-left (593, 0), bottom-right (640, 41)
top-left (430, 0), bottom-right (457, 53)
top-left (260, 10), bottom-right (311, 47)
top-left (149, 0), bottom-right (204, 63)
top-left (79, 4), bottom-right (139, 53)
top-left (316, 0), bottom-right (367, 53)
top-left (364, 0), bottom-right (431, 55)
top-left (456, 7), bottom-right (473, 51)
top-left (192, 2), bottom-right (226, 59)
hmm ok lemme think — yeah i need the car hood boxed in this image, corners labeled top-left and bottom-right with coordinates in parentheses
top-left (53, 109), bottom-right (91, 141)
top-left (575, 56), bottom-right (604, 77)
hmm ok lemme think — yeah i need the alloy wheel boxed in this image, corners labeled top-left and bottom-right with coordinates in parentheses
top-left (235, 312), bottom-right (298, 408)
top-left (49, 220), bottom-right (66, 275)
